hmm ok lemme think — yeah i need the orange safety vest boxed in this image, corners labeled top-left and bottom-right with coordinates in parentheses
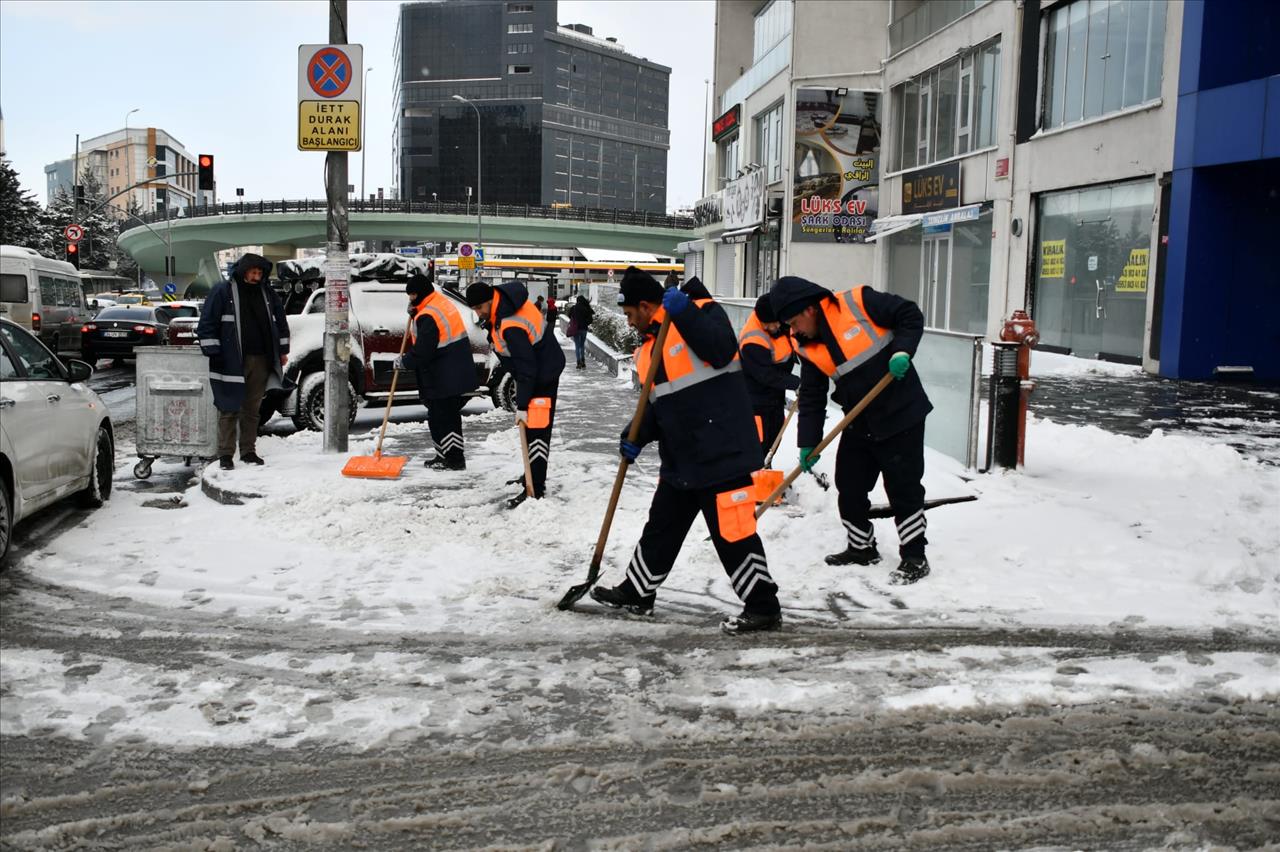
top-left (795, 286), bottom-right (895, 379)
top-left (410, 290), bottom-right (468, 346)
top-left (488, 296), bottom-right (546, 357)
top-left (635, 301), bottom-right (742, 401)
top-left (739, 310), bottom-right (795, 365)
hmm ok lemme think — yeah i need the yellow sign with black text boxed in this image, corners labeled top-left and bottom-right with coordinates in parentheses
top-left (298, 101), bottom-right (361, 151)
top-left (1116, 248), bottom-right (1149, 292)
top-left (1040, 239), bottom-right (1065, 279)
top-left (456, 255), bottom-right (475, 270)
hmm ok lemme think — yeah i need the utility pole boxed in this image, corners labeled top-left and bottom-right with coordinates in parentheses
top-left (323, 0), bottom-right (351, 452)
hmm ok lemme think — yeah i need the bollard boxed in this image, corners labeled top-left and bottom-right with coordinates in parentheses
top-left (989, 342), bottom-right (1021, 469)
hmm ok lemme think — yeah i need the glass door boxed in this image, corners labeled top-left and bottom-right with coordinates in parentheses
top-left (919, 233), bottom-right (951, 329)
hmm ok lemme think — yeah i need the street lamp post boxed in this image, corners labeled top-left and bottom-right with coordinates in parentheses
top-left (360, 66), bottom-right (372, 204)
top-left (124, 108), bottom-right (140, 285)
top-left (451, 94), bottom-right (483, 263)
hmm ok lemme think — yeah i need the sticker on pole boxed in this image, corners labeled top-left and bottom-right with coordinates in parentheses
top-left (298, 44), bottom-right (363, 152)
top-left (64, 224), bottom-right (84, 242)
top-left (457, 243), bottom-right (475, 270)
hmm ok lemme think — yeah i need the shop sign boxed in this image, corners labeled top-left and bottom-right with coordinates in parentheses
top-left (921, 204), bottom-right (981, 228)
top-left (693, 191), bottom-right (723, 229)
top-left (1040, 239), bottom-right (1065, 279)
top-left (792, 88), bottom-right (881, 244)
top-left (995, 157), bottom-right (1010, 179)
top-left (723, 168), bottom-right (766, 231)
top-left (1116, 248), bottom-right (1149, 292)
top-left (902, 161), bottom-right (961, 214)
top-left (712, 104), bottom-right (741, 142)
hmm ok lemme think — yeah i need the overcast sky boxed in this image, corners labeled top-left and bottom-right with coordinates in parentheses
top-left (0, 0), bottom-right (714, 211)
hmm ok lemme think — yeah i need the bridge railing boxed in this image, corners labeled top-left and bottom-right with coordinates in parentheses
top-left (134, 199), bottom-right (696, 230)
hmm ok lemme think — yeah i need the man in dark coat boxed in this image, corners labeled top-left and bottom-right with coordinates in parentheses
top-left (591, 268), bottom-right (783, 634)
top-left (465, 279), bottom-right (566, 504)
top-left (770, 276), bottom-right (934, 584)
top-left (197, 253), bottom-right (291, 470)
top-left (566, 295), bottom-right (594, 369)
top-left (396, 272), bottom-right (479, 470)
top-left (739, 291), bottom-right (800, 455)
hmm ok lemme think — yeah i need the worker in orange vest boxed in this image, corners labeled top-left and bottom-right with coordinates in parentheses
top-left (770, 276), bottom-right (934, 585)
top-left (592, 268), bottom-right (783, 633)
top-left (739, 292), bottom-right (800, 454)
top-left (466, 279), bottom-right (566, 505)
top-left (395, 271), bottom-right (478, 469)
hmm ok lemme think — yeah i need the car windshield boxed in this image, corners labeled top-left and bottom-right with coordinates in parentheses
top-left (154, 306), bottom-right (197, 323)
top-left (96, 307), bottom-right (153, 321)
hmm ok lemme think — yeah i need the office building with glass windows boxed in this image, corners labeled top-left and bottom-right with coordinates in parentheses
top-left (392, 0), bottom-right (670, 213)
top-left (702, 0), bottom-right (1276, 378)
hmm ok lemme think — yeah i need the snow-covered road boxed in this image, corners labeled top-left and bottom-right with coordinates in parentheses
top-left (3, 339), bottom-right (1278, 848)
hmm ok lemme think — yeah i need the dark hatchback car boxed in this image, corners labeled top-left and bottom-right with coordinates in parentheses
top-left (80, 305), bottom-right (196, 364)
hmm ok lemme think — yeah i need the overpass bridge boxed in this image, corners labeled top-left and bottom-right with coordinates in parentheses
top-left (118, 199), bottom-right (696, 285)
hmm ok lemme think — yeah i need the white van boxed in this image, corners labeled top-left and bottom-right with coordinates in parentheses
top-left (0, 245), bottom-right (87, 355)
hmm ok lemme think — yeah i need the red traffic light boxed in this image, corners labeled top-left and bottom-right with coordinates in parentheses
top-left (198, 154), bottom-right (215, 191)
top-left (66, 243), bottom-right (78, 254)
top-left (199, 155), bottom-right (213, 168)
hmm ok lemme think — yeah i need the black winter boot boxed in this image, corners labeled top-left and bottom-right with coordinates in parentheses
top-left (825, 545), bottom-right (881, 566)
top-left (888, 556), bottom-right (930, 585)
top-left (720, 609), bottom-right (782, 634)
top-left (219, 455), bottom-right (234, 470)
top-left (590, 583), bottom-right (654, 616)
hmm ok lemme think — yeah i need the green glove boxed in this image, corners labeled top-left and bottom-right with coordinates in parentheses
top-left (799, 447), bottom-right (820, 472)
top-left (889, 351), bottom-right (912, 380)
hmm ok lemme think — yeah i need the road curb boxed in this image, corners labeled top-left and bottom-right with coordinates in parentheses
top-left (199, 469), bottom-right (264, 506)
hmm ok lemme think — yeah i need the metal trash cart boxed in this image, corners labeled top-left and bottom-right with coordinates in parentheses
top-left (133, 346), bottom-right (218, 479)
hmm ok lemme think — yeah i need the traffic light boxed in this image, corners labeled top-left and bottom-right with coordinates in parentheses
top-left (66, 243), bottom-right (80, 269)
top-left (198, 154), bottom-right (214, 191)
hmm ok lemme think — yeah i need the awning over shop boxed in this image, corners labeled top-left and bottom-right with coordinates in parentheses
top-left (718, 226), bottom-right (761, 244)
top-left (865, 213), bottom-right (923, 242)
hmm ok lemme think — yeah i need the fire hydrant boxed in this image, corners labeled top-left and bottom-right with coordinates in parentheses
top-left (991, 310), bottom-right (1039, 468)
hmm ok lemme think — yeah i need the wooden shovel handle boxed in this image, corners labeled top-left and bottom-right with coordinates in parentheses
top-left (755, 372), bottom-right (894, 519)
top-left (763, 395), bottom-right (800, 468)
top-left (589, 311), bottom-right (673, 568)
top-left (374, 317), bottom-right (414, 458)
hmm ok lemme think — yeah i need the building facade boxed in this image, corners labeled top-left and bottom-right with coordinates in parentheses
top-left (393, 0), bottom-right (671, 213)
top-left (701, 0), bottom-right (1276, 378)
top-left (44, 127), bottom-right (204, 218)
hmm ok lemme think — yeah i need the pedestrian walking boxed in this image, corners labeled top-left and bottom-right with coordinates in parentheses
top-left (545, 295), bottom-right (560, 329)
top-left (769, 276), bottom-right (934, 585)
top-left (396, 271), bottom-right (479, 470)
top-left (739, 292), bottom-right (800, 454)
top-left (566, 295), bottom-right (595, 369)
top-left (535, 295), bottom-right (546, 316)
top-left (196, 253), bottom-right (291, 471)
top-left (591, 267), bottom-right (783, 634)
top-left (465, 280), bottom-right (566, 505)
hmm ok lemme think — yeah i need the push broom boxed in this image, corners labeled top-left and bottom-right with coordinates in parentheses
top-left (557, 311), bottom-right (672, 610)
top-left (342, 318), bottom-right (412, 479)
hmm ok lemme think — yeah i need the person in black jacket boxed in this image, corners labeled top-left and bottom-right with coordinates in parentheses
top-left (591, 268), bottom-right (782, 634)
top-left (466, 279), bottom-right (566, 504)
top-left (770, 276), bottom-right (934, 585)
top-left (739, 291), bottom-right (800, 454)
top-left (396, 272), bottom-right (479, 470)
top-left (566, 295), bottom-right (594, 369)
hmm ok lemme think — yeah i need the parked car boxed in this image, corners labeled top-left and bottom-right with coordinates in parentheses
top-left (162, 301), bottom-right (203, 346)
top-left (112, 292), bottom-right (152, 306)
top-left (80, 305), bottom-right (194, 365)
top-left (0, 318), bottom-right (114, 563)
top-left (0, 245), bottom-right (88, 355)
top-left (281, 282), bottom-right (512, 431)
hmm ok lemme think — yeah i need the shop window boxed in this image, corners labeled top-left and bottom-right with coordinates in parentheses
top-left (886, 208), bottom-right (993, 334)
top-left (1041, 0), bottom-right (1166, 130)
top-left (1032, 180), bottom-right (1154, 361)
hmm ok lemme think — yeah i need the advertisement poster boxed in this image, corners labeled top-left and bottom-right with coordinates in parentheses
top-left (1040, 239), bottom-right (1066, 279)
top-left (792, 88), bottom-right (881, 244)
top-left (1116, 248), bottom-right (1150, 292)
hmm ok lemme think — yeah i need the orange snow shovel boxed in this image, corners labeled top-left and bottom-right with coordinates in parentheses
top-left (557, 311), bottom-right (672, 610)
top-left (754, 372), bottom-right (894, 517)
top-left (751, 395), bottom-right (799, 502)
top-left (342, 318), bottom-right (412, 479)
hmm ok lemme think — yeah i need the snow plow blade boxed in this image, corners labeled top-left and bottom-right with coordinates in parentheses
top-left (342, 453), bottom-right (409, 479)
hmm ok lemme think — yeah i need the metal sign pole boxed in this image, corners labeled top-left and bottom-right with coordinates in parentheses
top-left (323, 0), bottom-right (352, 453)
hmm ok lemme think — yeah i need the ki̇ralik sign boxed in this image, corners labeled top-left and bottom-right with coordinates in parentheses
top-left (298, 44), bottom-right (363, 152)
top-left (792, 88), bottom-right (881, 244)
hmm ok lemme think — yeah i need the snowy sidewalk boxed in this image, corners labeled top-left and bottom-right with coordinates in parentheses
top-left (19, 341), bottom-right (1280, 640)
